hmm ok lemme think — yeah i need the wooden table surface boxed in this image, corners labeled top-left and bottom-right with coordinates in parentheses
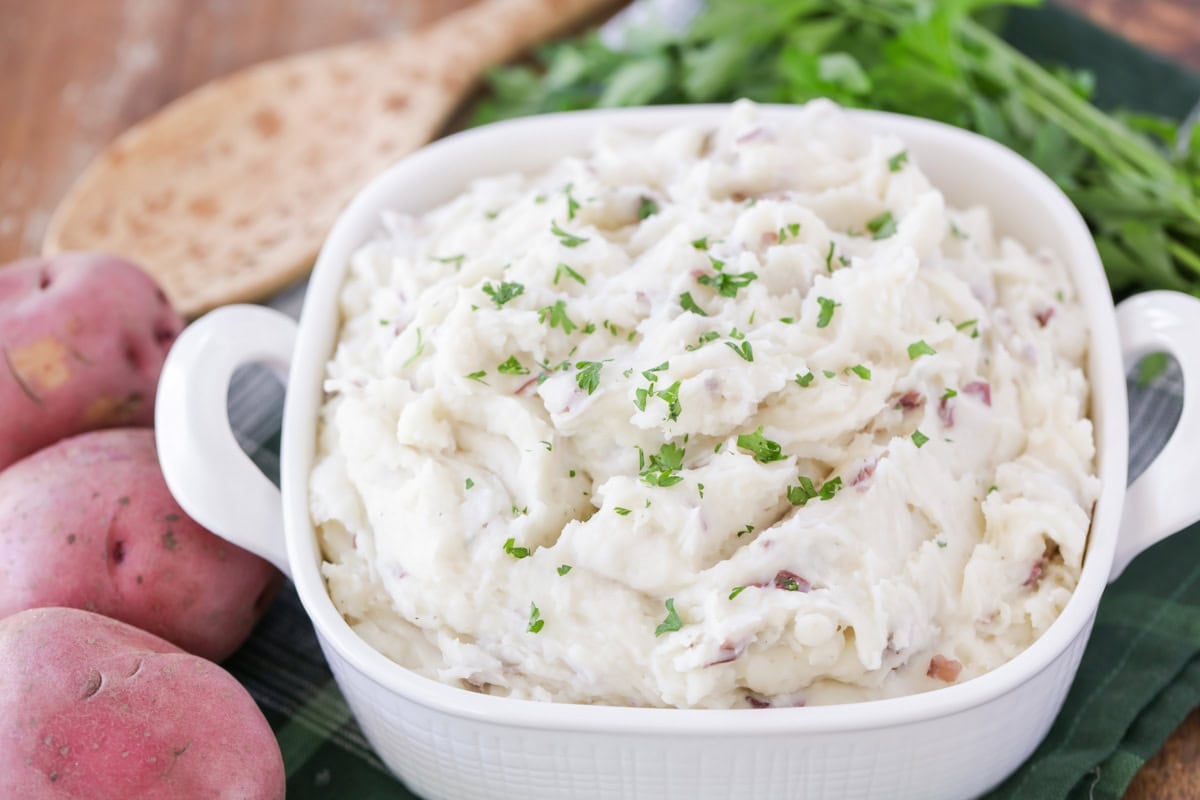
top-left (1, 1), bottom-right (1197, 797)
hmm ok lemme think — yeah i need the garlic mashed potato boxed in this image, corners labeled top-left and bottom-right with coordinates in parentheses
top-left (310, 100), bottom-right (1099, 708)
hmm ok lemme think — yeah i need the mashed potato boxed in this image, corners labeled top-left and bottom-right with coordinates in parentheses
top-left (310, 100), bottom-right (1099, 708)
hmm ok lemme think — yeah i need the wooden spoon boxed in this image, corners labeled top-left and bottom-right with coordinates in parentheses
top-left (43, 0), bottom-right (619, 318)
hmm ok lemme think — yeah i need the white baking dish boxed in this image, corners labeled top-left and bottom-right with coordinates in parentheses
top-left (155, 105), bottom-right (1200, 800)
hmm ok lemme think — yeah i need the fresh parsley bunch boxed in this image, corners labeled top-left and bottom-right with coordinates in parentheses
top-left (473, 0), bottom-right (1200, 296)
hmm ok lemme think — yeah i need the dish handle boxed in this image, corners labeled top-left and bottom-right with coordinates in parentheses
top-left (1112, 291), bottom-right (1200, 580)
top-left (155, 305), bottom-right (297, 577)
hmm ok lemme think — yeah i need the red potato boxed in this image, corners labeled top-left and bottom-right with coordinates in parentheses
top-left (0, 607), bottom-right (285, 800)
top-left (0, 428), bottom-right (281, 662)
top-left (0, 253), bottom-right (184, 471)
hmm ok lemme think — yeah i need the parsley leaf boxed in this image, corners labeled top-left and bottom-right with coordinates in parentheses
top-left (503, 538), bottom-right (530, 559)
top-left (685, 330), bottom-right (720, 350)
top-left (466, 370), bottom-right (488, 384)
top-left (557, 564), bottom-right (572, 576)
top-left (867, 211), bottom-right (898, 240)
top-left (574, 359), bottom-right (608, 394)
top-left (787, 477), bottom-right (819, 506)
top-left (724, 340), bottom-right (754, 361)
top-left (698, 269), bottom-right (758, 298)
top-left (538, 300), bottom-right (578, 333)
top-left (847, 364), bottom-right (871, 380)
top-left (656, 380), bottom-right (682, 422)
top-left (729, 586), bottom-right (747, 600)
top-left (912, 429), bottom-right (930, 448)
top-left (638, 196), bottom-right (659, 220)
top-left (554, 263), bottom-right (587, 285)
top-left (498, 355), bottom-right (530, 375)
top-left (482, 281), bottom-right (524, 308)
top-left (614, 507), bottom-right (632, 516)
top-left (825, 241), bottom-right (837, 272)
top-left (465, 478), bottom-right (475, 490)
top-left (640, 442), bottom-right (686, 487)
top-left (679, 291), bottom-right (709, 316)
top-left (565, 183), bottom-right (580, 220)
top-left (908, 340), bottom-right (937, 359)
top-left (942, 387), bottom-right (958, 400)
top-left (432, 253), bottom-right (465, 267)
top-left (551, 219), bottom-right (589, 247)
top-left (655, 598), bottom-right (683, 637)
top-left (888, 150), bottom-right (909, 172)
top-left (737, 426), bottom-right (785, 463)
top-left (736, 523), bottom-right (755, 538)
top-left (795, 371), bottom-right (815, 387)
top-left (691, 237), bottom-right (709, 250)
top-left (816, 296), bottom-right (840, 328)
top-left (818, 476), bottom-right (843, 500)
top-left (527, 602), bottom-right (545, 633)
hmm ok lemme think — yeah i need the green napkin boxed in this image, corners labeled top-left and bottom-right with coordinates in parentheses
top-left (221, 5), bottom-right (1200, 798)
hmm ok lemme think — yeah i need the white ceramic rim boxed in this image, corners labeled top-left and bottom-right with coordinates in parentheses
top-left (279, 105), bottom-right (1127, 735)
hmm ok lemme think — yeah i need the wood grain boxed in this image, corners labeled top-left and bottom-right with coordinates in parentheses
top-left (0, 0), bottom-right (1198, 797)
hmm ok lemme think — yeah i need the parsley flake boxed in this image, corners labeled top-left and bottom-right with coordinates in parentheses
top-left (465, 478), bottom-right (475, 490)
top-left (640, 442), bottom-right (686, 487)
top-left (432, 253), bottom-right (465, 267)
top-left (697, 482), bottom-right (705, 498)
top-left (498, 355), bottom-right (529, 375)
top-left (823, 370), bottom-right (836, 378)
top-left (656, 380), bottom-right (682, 422)
top-left (847, 364), bottom-right (871, 380)
top-left (554, 263), bottom-right (587, 286)
top-left (737, 427), bottom-right (785, 463)
top-left (691, 237), bottom-right (709, 250)
top-left (564, 183), bottom-right (580, 220)
top-left (818, 476), bottom-right (843, 500)
top-left (482, 281), bottom-right (524, 308)
top-left (816, 296), bottom-right (840, 328)
top-left (574, 360), bottom-right (608, 395)
top-left (614, 507), bottom-right (632, 516)
top-left (466, 370), bottom-right (488, 384)
top-left (888, 150), bottom-right (909, 172)
top-left (795, 371), bottom-right (815, 387)
top-left (502, 538), bottom-right (530, 559)
top-left (867, 211), bottom-right (898, 240)
top-left (825, 241), bottom-right (837, 272)
top-left (736, 523), bottom-right (755, 538)
top-left (729, 586), bottom-right (747, 600)
top-left (685, 330), bottom-right (720, 350)
top-left (551, 219), bottom-right (589, 248)
top-left (908, 340), bottom-right (937, 359)
top-left (679, 292), bottom-right (710, 316)
top-left (402, 327), bottom-right (424, 368)
top-left (527, 602), bottom-right (545, 634)
top-left (912, 429), bottom-right (930, 448)
top-left (725, 340), bottom-right (754, 361)
top-left (538, 300), bottom-right (578, 333)
top-left (787, 477), bottom-right (819, 506)
top-left (698, 269), bottom-right (758, 298)
top-left (942, 388), bottom-right (958, 400)
top-left (655, 598), bottom-right (683, 637)
top-left (557, 564), bottom-right (572, 576)
top-left (638, 196), bottom-right (659, 220)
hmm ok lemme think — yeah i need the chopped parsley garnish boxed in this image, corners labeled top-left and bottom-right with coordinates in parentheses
top-left (737, 427), bottom-right (785, 463)
top-left (780, 316), bottom-right (795, 324)
top-left (847, 364), bottom-right (871, 380)
top-left (912, 429), bottom-right (930, 448)
top-left (725, 340), bottom-right (754, 361)
top-left (816, 296), bottom-right (840, 328)
top-left (867, 211), bottom-right (898, 240)
top-left (888, 150), bottom-right (909, 172)
top-left (685, 330), bottom-right (720, 350)
top-left (679, 291), bottom-right (710, 316)
top-left (603, 319), bottom-right (620, 336)
top-left (498, 355), bottom-right (530, 375)
top-left (787, 477), bottom-right (819, 506)
top-left (777, 222), bottom-right (801, 242)
top-left (736, 523), bottom-right (755, 538)
top-left (639, 442), bottom-right (686, 487)
top-left (942, 387), bottom-right (958, 400)
top-left (908, 340), bottom-right (936, 359)
top-left (614, 507), bottom-right (632, 516)
top-left (432, 253), bottom-right (465, 267)
top-left (825, 241), bottom-right (836, 272)
top-left (818, 476), bottom-right (843, 500)
top-left (697, 482), bottom-right (705, 498)
top-left (482, 280), bottom-right (524, 308)
top-left (541, 441), bottom-right (553, 451)
top-left (822, 369), bottom-right (836, 378)
top-left (950, 222), bottom-right (969, 239)
top-left (937, 539), bottom-right (948, 548)
top-left (466, 370), bottom-right (488, 384)
top-left (728, 326), bottom-right (745, 340)
top-left (655, 598), bottom-right (683, 637)
top-left (634, 386), bottom-right (652, 412)
top-left (642, 361), bottom-right (669, 381)
top-left (512, 504), bottom-right (528, 516)
top-left (729, 586), bottom-right (747, 600)
top-left (554, 263), bottom-right (587, 286)
top-left (656, 380), bottom-right (682, 422)
top-left (527, 602), bottom-right (545, 633)
top-left (638, 196), bottom-right (659, 220)
top-left (465, 478), bottom-right (475, 490)
top-left (379, 319), bottom-right (390, 326)
top-left (538, 300), bottom-right (578, 333)
top-left (691, 237), bottom-right (709, 250)
top-left (778, 575), bottom-right (804, 591)
top-left (583, 322), bottom-right (596, 334)
top-left (564, 183), bottom-right (580, 220)
top-left (502, 538), bottom-right (530, 559)
top-left (551, 219), bottom-right (589, 248)
top-left (698, 269), bottom-right (758, 298)
top-left (557, 564), bottom-right (572, 576)
top-left (955, 318), bottom-right (980, 339)
top-left (402, 327), bottom-right (424, 368)
top-left (574, 360), bottom-right (608, 395)
top-left (795, 371), bottom-right (815, 387)
top-left (568, 469), bottom-right (576, 478)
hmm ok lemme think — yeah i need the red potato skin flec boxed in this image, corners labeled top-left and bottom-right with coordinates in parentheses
top-left (0, 607), bottom-right (285, 800)
top-left (0, 253), bottom-right (184, 471)
top-left (0, 429), bottom-right (281, 662)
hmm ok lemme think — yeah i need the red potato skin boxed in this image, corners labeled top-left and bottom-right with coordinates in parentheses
top-left (0, 253), bottom-right (184, 471)
top-left (0, 607), bottom-right (285, 800)
top-left (0, 429), bottom-right (282, 662)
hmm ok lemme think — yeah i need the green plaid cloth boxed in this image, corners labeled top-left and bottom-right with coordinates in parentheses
top-left (221, 5), bottom-right (1200, 797)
